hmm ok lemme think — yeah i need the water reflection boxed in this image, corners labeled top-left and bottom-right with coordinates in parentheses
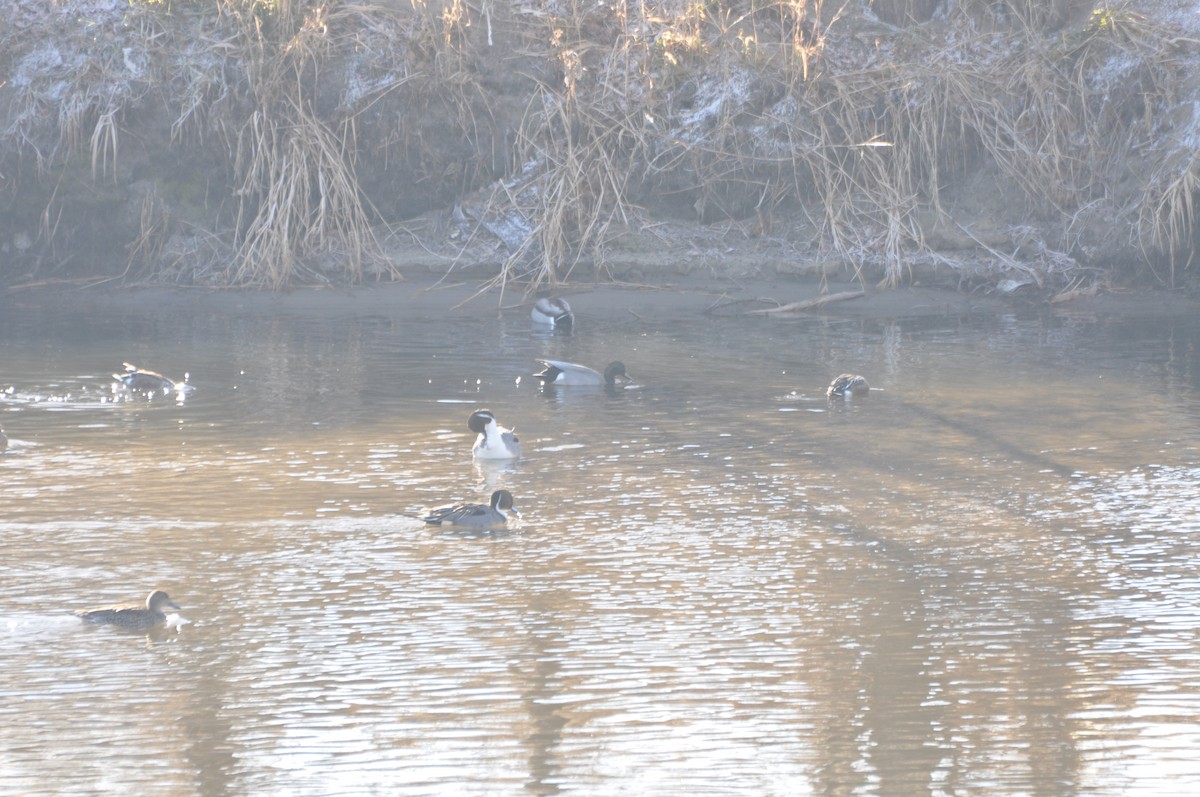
top-left (1, 292), bottom-right (1200, 795)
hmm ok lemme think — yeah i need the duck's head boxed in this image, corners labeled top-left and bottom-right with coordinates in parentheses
top-left (468, 409), bottom-right (497, 434)
top-left (604, 361), bottom-right (632, 386)
top-left (146, 590), bottom-right (181, 613)
top-left (490, 489), bottom-right (519, 515)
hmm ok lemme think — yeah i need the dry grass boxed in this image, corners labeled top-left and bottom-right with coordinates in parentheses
top-left (1141, 156), bottom-right (1200, 285)
top-left (1, 0), bottom-right (1195, 289)
top-left (218, 0), bottom-right (395, 287)
top-left (126, 185), bottom-right (169, 277)
top-left (481, 0), bottom-right (1187, 289)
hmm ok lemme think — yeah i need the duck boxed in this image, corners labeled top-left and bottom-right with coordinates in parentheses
top-left (531, 297), bottom-right (574, 328)
top-left (534, 359), bottom-right (631, 388)
top-left (423, 489), bottom-right (519, 528)
top-left (827, 373), bottom-right (870, 399)
top-left (0, 427), bottom-right (7, 451)
top-left (468, 408), bottom-right (522, 459)
top-left (74, 589), bottom-right (181, 630)
top-left (113, 363), bottom-right (193, 399)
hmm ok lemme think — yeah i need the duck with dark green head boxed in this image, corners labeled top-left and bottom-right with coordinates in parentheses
top-left (533, 359), bottom-right (632, 388)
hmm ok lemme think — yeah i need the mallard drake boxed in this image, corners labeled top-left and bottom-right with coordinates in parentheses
top-left (423, 489), bottom-right (519, 527)
top-left (74, 589), bottom-right (181, 630)
top-left (468, 408), bottom-right (522, 459)
top-left (531, 297), bottom-right (573, 328)
top-left (113, 363), bottom-right (193, 399)
top-left (534, 359), bottom-right (631, 388)
top-left (827, 373), bottom-right (870, 399)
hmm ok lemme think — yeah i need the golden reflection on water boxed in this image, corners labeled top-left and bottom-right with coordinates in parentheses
top-left (2, 300), bottom-right (1200, 795)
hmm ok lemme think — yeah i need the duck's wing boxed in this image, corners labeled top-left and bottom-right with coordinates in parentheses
top-left (75, 607), bottom-right (116, 623)
top-left (536, 359), bottom-right (602, 383)
top-left (75, 602), bottom-right (149, 626)
top-left (533, 360), bottom-right (564, 383)
top-left (422, 505), bottom-right (454, 525)
top-left (123, 363), bottom-right (169, 379)
top-left (116, 364), bottom-right (174, 392)
top-left (538, 358), bottom-right (583, 371)
top-left (826, 374), bottom-right (867, 397)
top-left (423, 502), bottom-right (486, 525)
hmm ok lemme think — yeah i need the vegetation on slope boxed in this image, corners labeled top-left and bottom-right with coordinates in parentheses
top-left (0, 0), bottom-right (1196, 295)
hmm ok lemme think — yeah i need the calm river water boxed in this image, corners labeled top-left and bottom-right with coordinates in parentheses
top-left (1, 284), bottom-right (1199, 796)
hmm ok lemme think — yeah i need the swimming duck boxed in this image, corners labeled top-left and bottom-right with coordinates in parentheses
top-left (531, 297), bottom-right (574, 328)
top-left (423, 489), bottom-right (519, 527)
top-left (468, 409), bottom-right (522, 459)
top-left (74, 589), bottom-right (181, 630)
top-left (0, 428), bottom-right (7, 451)
top-left (113, 363), bottom-right (193, 399)
top-left (534, 359), bottom-right (631, 388)
top-left (827, 373), bottom-right (870, 399)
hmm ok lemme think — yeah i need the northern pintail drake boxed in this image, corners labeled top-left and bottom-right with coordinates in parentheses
top-left (423, 489), bottom-right (519, 527)
top-left (531, 297), bottom-right (574, 328)
top-left (113, 363), bottom-right (193, 399)
top-left (534, 359), bottom-right (631, 388)
top-left (827, 373), bottom-right (870, 399)
top-left (468, 408), bottom-right (522, 459)
top-left (74, 589), bottom-right (181, 630)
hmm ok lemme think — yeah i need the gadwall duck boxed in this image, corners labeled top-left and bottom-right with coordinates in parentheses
top-left (531, 297), bottom-right (573, 328)
top-left (74, 589), bottom-right (181, 630)
top-left (423, 489), bottom-right (519, 528)
top-left (113, 363), bottom-right (193, 399)
top-left (827, 373), bottom-right (870, 399)
top-left (534, 359), bottom-right (631, 388)
top-left (468, 409), bottom-right (522, 460)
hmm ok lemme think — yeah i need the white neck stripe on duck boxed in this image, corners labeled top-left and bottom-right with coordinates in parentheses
top-left (468, 409), bottom-right (521, 459)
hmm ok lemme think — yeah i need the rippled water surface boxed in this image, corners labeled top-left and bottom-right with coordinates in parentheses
top-left (2, 286), bottom-right (1200, 796)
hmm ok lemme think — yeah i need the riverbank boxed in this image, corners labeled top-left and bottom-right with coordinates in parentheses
top-left (4, 1), bottom-right (1200, 294)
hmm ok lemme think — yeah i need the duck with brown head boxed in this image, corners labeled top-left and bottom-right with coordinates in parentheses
top-left (74, 590), bottom-right (181, 630)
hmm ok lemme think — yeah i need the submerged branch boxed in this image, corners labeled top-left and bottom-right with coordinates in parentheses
top-left (747, 290), bottom-right (866, 315)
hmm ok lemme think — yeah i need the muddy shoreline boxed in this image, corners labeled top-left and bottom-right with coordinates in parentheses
top-left (5, 270), bottom-right (1198, 324)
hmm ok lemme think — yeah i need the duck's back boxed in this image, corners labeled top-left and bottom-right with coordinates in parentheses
top-left (535, 359), bottom-right (604, 386)
top-left (75, 606), bottom-right (161, 629)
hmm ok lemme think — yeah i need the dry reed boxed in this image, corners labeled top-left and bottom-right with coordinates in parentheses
top-left (490, 0), bottom-right (1190, 289)
top-left (219, 0), bottom-right (394, 287)
top-left (1, 0), bottom-right (1196, 289)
